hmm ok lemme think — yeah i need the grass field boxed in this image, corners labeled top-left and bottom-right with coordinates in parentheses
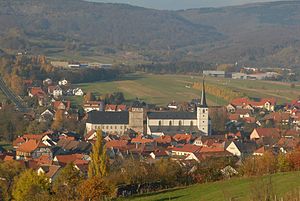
top-left (73, 73), bottom-right (300, 106)
top-left (118, 171), bottom-right (300, 201)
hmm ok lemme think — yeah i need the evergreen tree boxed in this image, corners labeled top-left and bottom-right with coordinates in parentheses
top-left (88, 130), bottom-right (108, 178)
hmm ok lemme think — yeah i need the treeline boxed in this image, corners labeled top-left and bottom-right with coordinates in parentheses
top-left (241, 149), bottom-right (300, 177)
top-left (0, 54), bottom-right (120, 95)
top-left (193, 82), bottom-right (245, 102)
top-left (132, 61), bottom-right (214, 74)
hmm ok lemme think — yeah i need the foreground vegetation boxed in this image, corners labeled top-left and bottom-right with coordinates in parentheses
top-left (119, 171), bottom-right (300, 201)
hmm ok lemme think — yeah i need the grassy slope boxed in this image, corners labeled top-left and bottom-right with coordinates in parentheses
top-left (73, 73), bottom-right (300, 106)
top-left (119, 171), bottom-right (300, 201)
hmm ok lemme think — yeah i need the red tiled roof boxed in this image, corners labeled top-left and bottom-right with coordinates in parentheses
top-left (229, 114), bottom-right (240, 121)
top-left (254, 146), bottom-right (266, 154)
top-left (173, 134), bottom-right (192, 143)
top-left (55, 154), bottom-right (84, 165)
top-left (105, 140), bottom-right (128, 149)
top-left (23, 134), bottom-right (44, 141)
top-left (131, 137), bottom-right (154, 144)
top-left (200, 146), bottom-right (225, 153)
top-left (13, 137), bottom-right (26, 147)
top-left (105, 104), bottom-right (117, 111)
top-left (17, 140), bottom-right (47, 153)
top-left (30, 87), bottom-right (46, 97)
top-left (155, 136), bottom-right (172, 144)
top-left (172, 144), bottom-right (201, 153)
top-left (255, 128), bottom-right (280, 138)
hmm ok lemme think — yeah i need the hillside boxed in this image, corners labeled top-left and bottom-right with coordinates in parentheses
top-left (119, 171), bottom-right (300, 201)
top-left (1, 1), bottom-right (300, 67)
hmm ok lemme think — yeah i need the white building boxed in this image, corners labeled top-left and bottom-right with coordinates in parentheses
top-left (147, 79), bottom-right (211, 136)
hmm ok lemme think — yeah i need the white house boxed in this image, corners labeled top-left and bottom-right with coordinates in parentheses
top-left (73, 88), bottom-right (84, 96)
top-left (48, 85), bottom-right (63, 98)
top-left (58, 79), bottom-right (68, 86)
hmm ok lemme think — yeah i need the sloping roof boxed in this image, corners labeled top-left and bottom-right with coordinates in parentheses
top-left (87, 110), bottom-right (129, 124)
top-left (17, 140), bottom-right (47, 153)
top-left (56, 139), bottom-right (91, 153)
top-left (173, 134), bottom-right (192, 143)
top-left (105, 140), bottom-right (128, 149)
top-left (255, 128), bottom-right (280, 138)
top-left (30, 87), bottom-right (46, 97)
top-left (147, 111), bottom-right (197, 120)
top-left (55, 154), bottom-right (84, 165)
top-left (172, 144), bottom-right (201, 153)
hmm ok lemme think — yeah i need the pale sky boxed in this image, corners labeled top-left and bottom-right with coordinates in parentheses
top-left (88, 0), bottom-right (289, 10)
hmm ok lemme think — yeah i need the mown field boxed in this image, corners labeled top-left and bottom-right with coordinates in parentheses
top-left (73, 73), bottom-right (300, 106)
top-left (118, 171), bottom-right (300, 201)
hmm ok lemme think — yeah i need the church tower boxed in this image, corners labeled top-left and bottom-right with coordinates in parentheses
top-left (197, 78), bottom-right (211, 136)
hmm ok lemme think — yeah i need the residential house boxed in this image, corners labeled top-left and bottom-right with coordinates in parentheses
top-left (149, 150), bottom-right (169, 160)
top-left (48, 85), bottom-right (63, 98)
top-left (58, 79), bottom-right (68, 86)
top-left (16, 140), bottom-right (52, 160)
top-left (250, 128), bottom-right (281, 140)
top-left (73, 88), bottom-right (84, 96)
top-left (37, 165), bottom-right (61, 182)
top-left (226, 141), bottom-right (257, 157)
top-left (171, 144), bottom-right (201, 156)
top-left (39, 109), bottom-right (55, 122)
top-left (83, 101), bottom-right (104, 112)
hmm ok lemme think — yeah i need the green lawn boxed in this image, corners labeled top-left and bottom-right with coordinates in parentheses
top-left (73, 73), bottom-right (300, 106)
top-left (118, 171), bottom-right (300, 201)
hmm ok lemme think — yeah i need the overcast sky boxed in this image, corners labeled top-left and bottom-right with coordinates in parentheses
top-left (88, 0), bottom-right (288, 10)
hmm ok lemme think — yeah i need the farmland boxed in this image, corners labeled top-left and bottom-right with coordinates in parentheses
top-left (118, 171), bottom-right (300, 201)
top-left (73, 73), bottom-right (300, 106)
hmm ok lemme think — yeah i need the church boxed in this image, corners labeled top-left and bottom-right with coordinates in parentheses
top-left (146, 79), bottom-right (212, 137)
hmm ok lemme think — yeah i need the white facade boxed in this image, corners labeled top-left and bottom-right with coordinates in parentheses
top-left (86, 123), bottom-right (129, 135)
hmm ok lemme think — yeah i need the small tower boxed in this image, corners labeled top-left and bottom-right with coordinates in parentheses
top-left (197, 78), bottom-right (211, 136)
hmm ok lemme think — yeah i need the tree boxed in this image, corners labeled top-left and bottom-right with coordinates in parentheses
top-left (88, 130), bottom-right (108, 178)
top-left (85, 92), bottom-right (96, 102)
top-left (52, 163), bottom-right (84, 200)
top-left (78, 176), bottom-right (114, 201)
top-left (51, 109), bottom-right (64, 130)
top-left (0, 161), bottom-right (24, 201)
top-left (12, 169), bottom-right (50, 201)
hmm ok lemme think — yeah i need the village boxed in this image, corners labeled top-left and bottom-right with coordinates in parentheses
top-left (0, 74), bottom-right (300, 194)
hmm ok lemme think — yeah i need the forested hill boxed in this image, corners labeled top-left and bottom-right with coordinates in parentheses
top-left (1, 0), bottom-right (300, 67)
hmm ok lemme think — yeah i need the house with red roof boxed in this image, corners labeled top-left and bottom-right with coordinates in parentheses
top-left (230, 97), bottom-right (276, 111)
top-left (173, 134), bottom-right (193, 144)
top-left (28, 87), bottom-right (46, 98)
top-left (37, 165), bottom-right (61, 182)
top-left (16, 139), bottom-right (52, 160)
top-left (250, 128), bottom-right (281, 140)
top-left (53, 153), bottom-right (87, 167)
top-left (171, 144), bottom-right (201, 156)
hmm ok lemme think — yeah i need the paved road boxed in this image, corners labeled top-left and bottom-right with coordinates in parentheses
top-left (0, 76), bottom-right (29, 112)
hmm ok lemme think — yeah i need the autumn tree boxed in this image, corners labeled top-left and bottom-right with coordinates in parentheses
top-left (88, 130), bottom-right (108, 178)
top-left (52, 163), bottom-right (84, 201)
top-left (0, 161), bottom-right (24, 200)
top-left (51, 109), bottom-right (64, 130)
top-left (12, 169), bottom-right (50, 201)
top-left (78, 176), bottom-right (114, 201)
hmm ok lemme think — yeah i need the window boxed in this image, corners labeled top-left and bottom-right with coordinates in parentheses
top-left (159, 120), bottom-right (162, 126)
top-left (110, 126), bottom-right (112, 129)
top-left (179, 121), bottom-right (182, 126)
top-left (190, 121), bottom-right (193, 126)
top-left (106, 126), bottom-right (109, 129)
top-left (203, 121), bottom-right (205, 123)
top-left (115, 126), bottom-right (117, 129)
top-left (120, 126), bottom-right (123, 129)
top-left (203, 109), bottom-right (205, 113)
top-left (169, 121), bottom-right (172, 126)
